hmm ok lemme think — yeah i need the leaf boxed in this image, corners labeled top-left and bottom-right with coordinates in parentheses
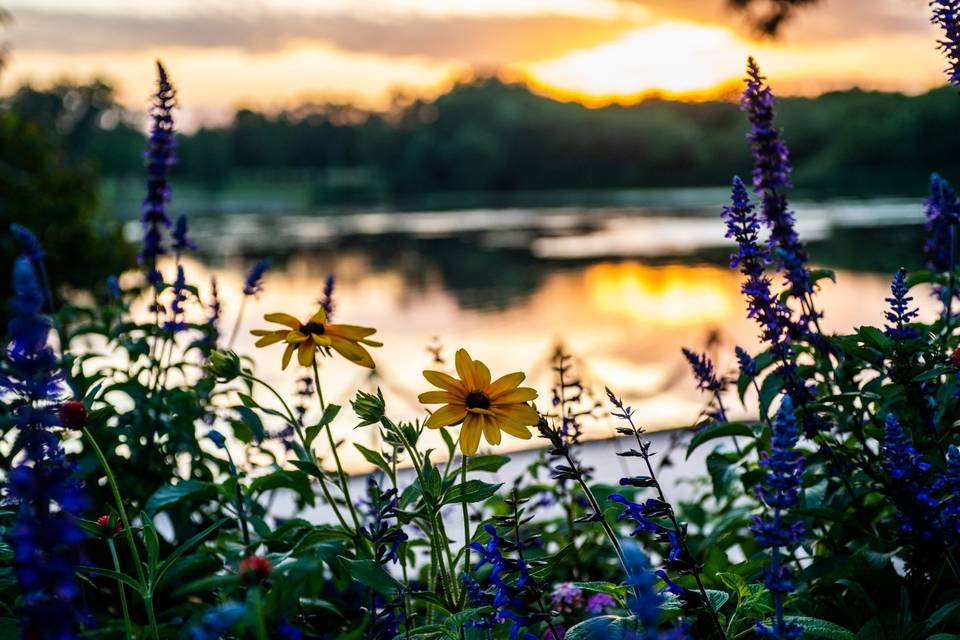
top-left (353, 443), bottom-right (393, 479)
top-left (155, 519), bottom-right (227, 587)
top-left (925, 600), bottom-right (960, 631)
top-left (781, 616), bottom-right (856, 640)
top-left (141, 512), bottom-right (160, 580)
top-left (809, 268), bottom-right (836, 284)
top-left (442, 480), bottom-right (502, 505)
top-left (857, 326), bottom-right (892, 353)
top-left (758, 372), bottom-right (784, 420)
top-left (145, 480), bottom-right (215, 515)
top-left (465, 454), bottom-right (511, 473)
top-left (686, 422), bottom-right (753, 459)
top-left (565, 615), bottom-right (636, 640)
top-left (707, 589), bottom-right (729, 612)
top-left (306, 404), bottom-right (341, 448)
top-left (250, 470), bottom-right (315, 506)
top-left (913, 366), bottom-right (954, 383)
top-left (234, 406), bottom-right (265, 443)
top-left (717, 572), bottom-right (750, 599)
top-left (78, 566), bottom-right (144, 594)
top-left (340, 558), bottom-right (402, 597)
top-left (571, 581), bottom-right (627, 599)
top-left (299, 597), bottom-right (343, 617)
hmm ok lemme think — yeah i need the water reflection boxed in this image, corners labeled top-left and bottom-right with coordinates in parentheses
top-left (146, 200), bottom-right (938, 472)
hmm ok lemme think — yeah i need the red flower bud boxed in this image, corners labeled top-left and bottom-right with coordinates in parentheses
top-left (96, 515), bottom-right (122, 537)
top-left (58, 401), bottom-right (88, 430)
top-left (952, 347), bottom-right (960, 369)
top-left (239, 555), bottom-right (272, 583)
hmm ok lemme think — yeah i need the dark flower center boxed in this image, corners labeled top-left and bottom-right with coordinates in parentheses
top-left (301, 321), bottom-right (325, 335)
top-left (465, 391), bottom-right (490, 410)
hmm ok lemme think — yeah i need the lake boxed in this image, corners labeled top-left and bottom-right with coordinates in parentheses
top-left (128, 189), bottom-right (938, 473)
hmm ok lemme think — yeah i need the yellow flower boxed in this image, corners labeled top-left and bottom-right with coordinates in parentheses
top-left (418, 348), bottom-right (539, 456)
top-left (251, 308), bottom-right (381, 369)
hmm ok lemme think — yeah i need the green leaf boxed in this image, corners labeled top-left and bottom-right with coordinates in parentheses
top-left (340, 558), bottom-right (402, 597)
top-left (353, 443), bottom-right (393, 479)
top-left (234, 406), bottom-right (265, 442)
top-left (857, 326), bottom-right (892, 353)
top-left (686, 422), bottom-right (753, 459)
top-left (707, 589), bottom-right (729, 612)
top-left (465, 454), bottom-right (511, 473)
top-left (717, 572), bottom-right (750, 599)
top-left (809, 268), bottom-right (836, 284)
top-left (78, 566), bottom-right (144, 594)
top-left (145, 480), bottom-right (215, 515)
top-left (249, 470), bottom-right (315, 506)
top-left (758, 372), bottom-right (784, 420)
top-left (306, 404), bottom-right (341, 448)
top-left (571, 581), bottom-right (627, 599)
top-left (565, 615), bottom-right (636, 640)
top-left (443, 479), bottom-right (502, 504)
top-left (913, 366), bottom-right (954, 383)
top-left (299, 597), bottom-right (343, 617)
top-left (155, 519), bottom-right (227, 587)
top-left (781, 616), bottom-right (855, 640)
top-left (141, 512), bottom-right (160, 580)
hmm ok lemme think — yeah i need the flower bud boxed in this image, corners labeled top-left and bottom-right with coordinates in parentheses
top-left (207, 350), bottom-right (243, 382)
top-left (58, 401), bottom-right (88, 430)
top-left (239, 555), bottom-right (272, 583)
top-left (351, 388), bottom-right (386, 427)
top-left (96, 515), bottom-right (122, 537)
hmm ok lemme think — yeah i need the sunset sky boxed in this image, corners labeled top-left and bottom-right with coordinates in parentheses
top-left (0, 0), bottom-right (948, 126)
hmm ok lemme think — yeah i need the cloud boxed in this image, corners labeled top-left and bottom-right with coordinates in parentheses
top-left (5, 7), bottom-right (643, 65)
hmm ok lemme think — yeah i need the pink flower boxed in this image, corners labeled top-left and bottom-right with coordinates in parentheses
top-left (550, 582), bottom-right (583, 613)
top-left (586, 592), bottom-right (616, 614)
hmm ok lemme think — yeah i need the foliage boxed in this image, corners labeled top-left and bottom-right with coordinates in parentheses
top-left (7, 8), bottom-right (960, 640)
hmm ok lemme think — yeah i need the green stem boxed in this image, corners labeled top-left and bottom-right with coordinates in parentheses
top-left (82, 428), bottom-right (159, 640)
top-left (227, 296), bottom-right (248, 350)
top-left (313, 361), bottom-right (362, 531)
top-left (461, 459), bottom-right (470, 576)
top-left (243, 373), bottom-right (352, 530)
top-left (108, 539), bottom-right (134, 640)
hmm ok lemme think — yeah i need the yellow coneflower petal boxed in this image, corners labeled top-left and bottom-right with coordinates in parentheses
top-left (359, 338), bottom-right (383, 347)
top-left (285, 331), bottom-right (308, 344)
top-left (254, 332), bottom-right (287, 347)
top-left (454, 349), bottom-right (477, 389)
top-left (314, 334), bottom-right (332, 347)
top-left (297, 341), bottom-right (315, 367)
top-left (498, 422), bottom-right (533, 440)
top-left (487, 372), bottom-right (526, 399)
top-left (264, 313), bottom-right (301, 329)
top-left (326, 324), bottom-right (378, 340)
top-left (491, 387), bottom-right (538, 405)
top-left (425, 404), bottom-right (467, 428)
top-left (423, 370), bottom-right (466, 394)
top-left (418, 390), bottom-right (456, 404)
top-left (329, 336), bottom-right (375, 369)
top-left (281, 343), bottom-right (296, 369)
top-left (460, 417), bottom-right (483, 455)
top-left (473, 360), bottom-right (492, 389)
top-left (495, 403), bottom-right (539, 426)
top-left (480, 414), bottom-right (501, 446)
top-left (309, 307), bottom-right (328, 324)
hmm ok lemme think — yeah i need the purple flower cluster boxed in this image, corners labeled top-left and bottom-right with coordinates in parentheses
top-left (139, 61), bottom-right (177, 287)
top-left (884, 268), bottom-right (919, 341)
top-left (163, 265), bottom-right (189, 333)
top-left (359, 476), bottom-right (408, 565)
top-left (932, 0), bottom-right (960, 88)
top-left (470, 524), bottom-right (537, 640)
top-left (2, 254), bottom-right (86, 638)
top-left (924, 173), bottom-right (960, 279)
top-left (243, 258), bottom-right (271, 297)
top-left (735, 346), bottom-right (757, 378)
top-left (881, 413), bottom-right (940, 541)
top-left (172, 214), bottom-right (197, 261)
top-left (550, 582), bottom-right (583, 613)
top-left (319, 273), bottom-right (336, 318)
top-left (722, 178), bottom-right (819, 434)
top-left (622, 545), bottom-right (690, 640)
top-left (750, 397), bottom-right (804, 640)
top-left (935, 445), bottom-right (960, 543)
top-left (741, 58), bottom-right (815, 308)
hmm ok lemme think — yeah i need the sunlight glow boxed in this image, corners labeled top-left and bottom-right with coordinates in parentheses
top-left (525, 21), bottom-right (752, 102)
top-left (584, 263), bottom-right (735, 325)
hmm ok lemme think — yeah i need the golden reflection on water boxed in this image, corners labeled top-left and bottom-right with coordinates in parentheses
top-left (133, 252), bottom-right (936, 473)
top-left (585, 262), bottom-right (736, 325)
